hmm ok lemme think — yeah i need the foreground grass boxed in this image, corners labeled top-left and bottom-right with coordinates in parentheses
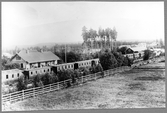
top-left (2, 62), bottom-right (165, 111)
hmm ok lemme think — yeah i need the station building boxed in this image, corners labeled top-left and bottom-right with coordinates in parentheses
top-left (10, 50), bottom-right (60, 70)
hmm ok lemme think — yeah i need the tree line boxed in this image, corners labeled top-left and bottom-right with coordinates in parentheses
top-left (82, 26), bottom-right (117, 49)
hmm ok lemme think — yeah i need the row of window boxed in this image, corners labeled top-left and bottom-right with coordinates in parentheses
top-left (79, 62), bottom-right (91, 66)
top-left (6, 73), bottom-right (20, 79)
top-left (57, 64), bottom-right (74, 70)
top-left (30, 69), bottom-right (50, 75)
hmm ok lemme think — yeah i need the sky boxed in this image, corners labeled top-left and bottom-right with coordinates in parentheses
top-left (2, 2), bottom-right (164, 49)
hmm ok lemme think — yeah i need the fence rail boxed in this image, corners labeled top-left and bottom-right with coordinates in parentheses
top-left (2, 56), bottom-right (164, 104)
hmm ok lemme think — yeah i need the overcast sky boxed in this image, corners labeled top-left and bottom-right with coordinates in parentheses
top-left (2, 2), bottom-right (164, 49)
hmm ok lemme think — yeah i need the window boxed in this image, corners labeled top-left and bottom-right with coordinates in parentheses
top-left (36, 71), bottom-right (37, 74)
top-left (17, 73), bottom-right (19, 77)
top-left (31, 72), bottom-right (33, 75)
top-left (44, 70), bottom-right (45, 72)
top-left (12, 74), bottom-right (14, 78)
top-left (6, 75), bottom-right (8, 79)
top-left (48, 69), bottom-right (49, 72)
top-left (68, 65), bottom-right (70, 68)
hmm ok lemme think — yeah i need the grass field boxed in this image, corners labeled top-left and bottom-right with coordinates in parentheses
top-left (2, 62), bottom-right (165, 111)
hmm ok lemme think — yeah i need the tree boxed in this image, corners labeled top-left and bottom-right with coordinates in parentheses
top-left (98, 27), bottom-right (103, 49)
top-left (89, 28), bottom-right (97, 49)
top-left (16, 76), bottom-right (27, 91)
top-left (41, 73), bottom-right (51, 85)
top-left (82, 26), bottom-right (89, 48)
top-left (33, 74), bottom-right (43, 87)
top-left (143, 49), bottom-right (152, 60)
top-left (112, 51), bottom-right (124, 67)
top-left (66, 51), bottom-right (81, 63)
top-left (99, 49), bottom-right (118, 70)
top-left (111, 27), bottom-right (117, 50)
top-left (105, 28), bottom-right (111, 48)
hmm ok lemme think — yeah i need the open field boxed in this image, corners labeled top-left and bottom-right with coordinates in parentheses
top-left (2, 62), bottom-right (165, 111)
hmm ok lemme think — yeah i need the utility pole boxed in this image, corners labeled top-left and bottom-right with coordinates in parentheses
top-left (65, 43), bottom-right (67, 63)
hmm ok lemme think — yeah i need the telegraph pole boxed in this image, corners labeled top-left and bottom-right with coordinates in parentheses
top-left (65, 43), bottom-right (67, 63)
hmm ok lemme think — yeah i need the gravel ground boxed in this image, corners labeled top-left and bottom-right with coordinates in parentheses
top-left (2, 62), bottom-right (165, 111)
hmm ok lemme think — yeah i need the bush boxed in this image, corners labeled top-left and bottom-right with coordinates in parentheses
top-left (143, 50), bottom-right (152, 60)
top-left (41, 73), bottom-right (51, 85)
top-left (16, 77), bottom-right (27, 91)
top-left (79, 67), bottom-right (90, 76)
top-left (33, 74), bottom-right (43, 87)
top-left (50, 73), bottom-right (59, 83)
top-left (95, 63), bottom-right (103, 73)
top-left (122, 56), bottom-right (129, 66)
top-left (112, 51), bottom-right (124, 67)
top-left (99, 49), bottom-right (118, 70)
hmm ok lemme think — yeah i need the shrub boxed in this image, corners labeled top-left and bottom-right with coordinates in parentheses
top-left (16, 76), bottom-right (27, 91)
top-left (99, 49), bottom-right (118, 70)
top-left (122, 56), bottom-right (129, 66)
top-left (41, 73), bottom-right (51, 85)
top-left (143, 50), bottom-right (152, 60)
top-left (79, 67), bottom-right (90, 76)
top-left (51, 73), bottom-right (59, 83)
top-left (89, 66), bottom-right (96, 74)
top-left (33, 74), bottom-right (43, 87)
top-left (112, 51), bottom-right (124, 67)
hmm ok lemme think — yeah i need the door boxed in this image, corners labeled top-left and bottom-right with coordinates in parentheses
top-left (38, 63), bottom-right (40, 67)
top-left (21, 63), bottom-right (23, 68)
top-left (74, 63), bottom-right (78, 70)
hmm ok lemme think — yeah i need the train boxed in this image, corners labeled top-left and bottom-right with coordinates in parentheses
top-left (51, 58), bottom-right (99, 74)
top-left (51, 51), bottom-right (145, 74)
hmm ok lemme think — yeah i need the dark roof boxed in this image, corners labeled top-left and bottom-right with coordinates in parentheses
top-left (13, 50), bottom-right (60, 63)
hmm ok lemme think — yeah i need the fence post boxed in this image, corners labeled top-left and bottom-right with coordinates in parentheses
top-left (42, 86), bottom-right (44, 94)
top-left (33, 87), bottom-right (35, 98)
top-left (49, 84), bottom-right (51, 91)
top-left (22, 90), bottom-right (24, 100)
top-left (82, 76), bottom-right (83, 83)
top-left (94, 73), bottom-right (96, 80)
top-left (57, 82), bottom-right (59, 90)
top-left (10, 93), bottom-right (12, 103)
top-left (64, 80), bottom-right (66, 88)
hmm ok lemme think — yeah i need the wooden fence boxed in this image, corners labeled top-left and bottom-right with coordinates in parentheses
top-left (2, 66), bottom-right (131, 104)
top-left (2, 56), bottom-right (164, 104)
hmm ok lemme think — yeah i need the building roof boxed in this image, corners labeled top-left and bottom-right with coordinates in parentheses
top-left (2, 69), bottom-right (23, 74)
top-left (130, 46), bottom-right (147, 52)
top-left (12, 50), bottom-right (60, 63)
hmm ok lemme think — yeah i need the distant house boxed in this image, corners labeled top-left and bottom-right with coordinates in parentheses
top-left (10, 50), bottom-right (60, 70)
